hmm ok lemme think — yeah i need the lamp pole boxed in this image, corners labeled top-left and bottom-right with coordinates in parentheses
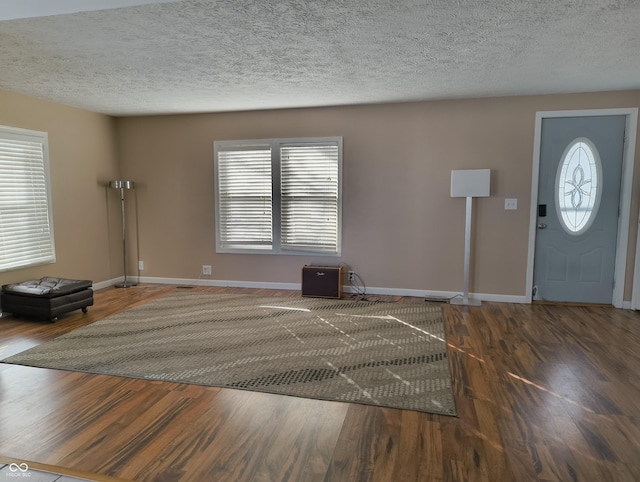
top-left (110, 180), bottom-right (137, 288)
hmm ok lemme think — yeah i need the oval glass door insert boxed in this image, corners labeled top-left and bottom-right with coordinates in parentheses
top-left (555, 137), bottom-right (602, 235)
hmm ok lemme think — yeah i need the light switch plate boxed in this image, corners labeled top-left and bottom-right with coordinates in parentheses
top-left (505, 198), bottom-right (518, 210)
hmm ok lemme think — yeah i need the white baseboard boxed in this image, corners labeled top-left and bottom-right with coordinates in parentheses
top-left (123, 276), bottom-right (530, 304)
top-left (93, 277), bottom-right (124, 291)
top-left (136, 276), bottom-right (299, 291)
top-left (95, 276), bottom-right (635, 307)
top-left (343, 285), bottom-right (529, 304)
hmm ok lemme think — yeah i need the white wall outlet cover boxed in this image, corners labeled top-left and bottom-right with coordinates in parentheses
top-left (505, 198), bottom-right (518, 210)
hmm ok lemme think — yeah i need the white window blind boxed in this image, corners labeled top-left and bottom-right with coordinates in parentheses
top-left (214, 137), bottom-right (342, 255)
top-left (280, 144), bottom-right (339, 253)
top-left (217, 146), bottom-right (273, 250)
top-left (0, 126), bottom-right (55, 271)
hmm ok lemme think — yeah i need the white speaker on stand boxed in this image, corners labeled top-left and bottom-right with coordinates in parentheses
top-left (450, 169), bottom-right (491, 306)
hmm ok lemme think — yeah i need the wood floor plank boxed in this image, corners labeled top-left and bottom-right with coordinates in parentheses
top-left (322, 404), bottom-right (382, 482)
top-left (1, 284), bottom-right (640, 481)
top-left (390, 411), bottom-right (443, 482)
top-left (471, 399), bottom-right (512, 482)
top-left (270, 398), bottom-right (348, 482)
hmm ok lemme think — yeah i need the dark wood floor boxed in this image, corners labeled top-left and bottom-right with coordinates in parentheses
top-left (1, 285), bottom-right (639, 481)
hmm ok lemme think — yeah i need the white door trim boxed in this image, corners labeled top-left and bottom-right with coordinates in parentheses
top-left (526, 108), bottom-right (639, 308)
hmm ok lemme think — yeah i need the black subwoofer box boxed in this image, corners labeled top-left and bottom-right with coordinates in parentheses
top-left (301, 265), bottom-right (343, 299)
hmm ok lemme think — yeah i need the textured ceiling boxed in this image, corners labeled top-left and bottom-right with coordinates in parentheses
top-left (0, 0), bottom-right (183, 21)
top-left (0, 0), bottom-right (639, 116)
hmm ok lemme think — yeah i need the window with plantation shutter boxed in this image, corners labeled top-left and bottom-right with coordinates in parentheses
top-left (0, 125), bottom-right (56, 271)
top-left (216, 145), bottom-right (273, 250)
top-left (214, 137), bottom-right (342, 255)
top-left (280, 144), bottom-right (339, 253)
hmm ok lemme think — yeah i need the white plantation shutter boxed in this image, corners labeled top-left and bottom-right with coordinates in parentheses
top-left (0, 126), bottom-right (55, 271)
top-left (280, 143), bottom-right (339, 253)
top-left (216, 146), bottom-right (273, 250)
top-left (215, 137), bottom-right (341, 255)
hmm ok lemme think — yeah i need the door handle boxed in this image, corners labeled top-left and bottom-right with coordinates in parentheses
top-left (537, 223), bottom-right (547, 229)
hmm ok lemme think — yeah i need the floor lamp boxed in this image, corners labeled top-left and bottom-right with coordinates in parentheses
top-left (110, 180), bottom-right (137, 288)
top-left (450, 169), bottom-right (490, 306)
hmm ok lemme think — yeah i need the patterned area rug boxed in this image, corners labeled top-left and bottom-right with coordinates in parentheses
top-left (2, 292), bottom-right (457, 415)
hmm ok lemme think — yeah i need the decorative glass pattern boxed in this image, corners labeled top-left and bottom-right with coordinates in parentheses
top-left (555, 138), bottom-right (602, 235)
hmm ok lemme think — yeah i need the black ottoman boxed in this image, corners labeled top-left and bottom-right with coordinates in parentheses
top-left (1, 277), bottom-right (93, 322)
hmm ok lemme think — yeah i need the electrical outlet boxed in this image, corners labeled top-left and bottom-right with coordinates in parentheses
top-left (138, 260), bottom-right (144, 270)
top-left (202, 265), bottom-right (212, 276)
top-left (505, 198), bottom-right (518, 210)
top-left (348, 270), bottom-right (355, 281)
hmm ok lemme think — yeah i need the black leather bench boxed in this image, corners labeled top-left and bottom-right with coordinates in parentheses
top-left (1, 277), bottom-right (93, 322)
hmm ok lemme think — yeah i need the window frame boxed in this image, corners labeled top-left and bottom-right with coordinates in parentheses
top-left (214, 137), bottom-right (342, 256)
top-left (0, 124), bottom-right (56, 272)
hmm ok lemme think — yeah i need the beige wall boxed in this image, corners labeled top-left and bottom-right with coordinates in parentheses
top-left (0, 89), bottom-right (122, 287)
top-left (116, 90), bottom-right (640, 300)
top-left (1, 87), bottom-right (637, 300)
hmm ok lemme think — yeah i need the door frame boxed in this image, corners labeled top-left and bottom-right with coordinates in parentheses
top-left (526, 108), bottom-right (639, 308)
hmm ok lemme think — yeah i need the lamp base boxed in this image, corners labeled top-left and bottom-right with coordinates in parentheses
top-left (115, 282), bottom-right (138, 288)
